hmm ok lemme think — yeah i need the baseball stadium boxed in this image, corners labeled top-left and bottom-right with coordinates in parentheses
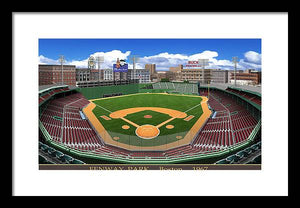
top-left (39, 81), bottom-right (261, 165)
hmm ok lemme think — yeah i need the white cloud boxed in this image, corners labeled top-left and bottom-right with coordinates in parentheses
top-left (138, 51), bottom-right (221, 70)
top-left (38, 55), bottom-right (59, 65)
top-left (73, 50), bottom-right (132, 69)
top-left (188, 50), bottom-right (218, 60)
top-left (39, 49), bottom-right (261, 71)
top-left (244, 51), bottom-right (261, 64)
top-left (39, 50), bottom-right (132, 69)
top-left (239, 59), bottom-right (262, 70)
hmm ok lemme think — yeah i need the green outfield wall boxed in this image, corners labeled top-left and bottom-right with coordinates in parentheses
top-left (75, 84), bottom-right (139, 100)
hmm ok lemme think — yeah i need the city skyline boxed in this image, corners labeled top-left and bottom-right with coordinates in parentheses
top-left (39, 39), bottom-right (261, 71)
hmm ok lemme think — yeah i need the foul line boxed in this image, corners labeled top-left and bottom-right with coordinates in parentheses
top-left (156, 117), bottom-right (176, 128)
top-left (184, 102), bottom-right (202, 113)
top-left (155, 102), bottom-right (202, 128)
top-left (120, 117), bottom-right (140, 128)
top-left (94, 103), bottom-right (113, 114)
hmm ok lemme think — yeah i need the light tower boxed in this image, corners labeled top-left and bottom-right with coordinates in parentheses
top-left (198, 59), bottom-right (209, 84)
top-left (96, 56), bottom-right (104, 82)
top-left (129, 55), bottom-right (139, 81)
top-left (58, 55), bottom-right (65, 85)
top-left (87, 56), bottom-right (96, 82)
top-left (232, 57), bottom-right (239, 86)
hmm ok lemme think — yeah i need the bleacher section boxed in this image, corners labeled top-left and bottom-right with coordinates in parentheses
top-left (152, 82), bottom-right (198, 95)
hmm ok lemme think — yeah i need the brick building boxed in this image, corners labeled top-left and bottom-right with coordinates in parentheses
top-left (145, 64), bottom-right (156, 75)
top-left (169, 64), bottom-right (183, 73)
top-left (230, 69), bottom-right (261, 85)
top-left (145, 64), bottom-right (157, 81)
top-left (181, 68), bottom-right (212, 84)
top-left (39, 64), bottom-right (76, 86)
top-left (169, 65), bottom-right (183, 81)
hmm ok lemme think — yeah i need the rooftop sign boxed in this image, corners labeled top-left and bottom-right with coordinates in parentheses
top-left (184, 59), bottom-right (209, 68)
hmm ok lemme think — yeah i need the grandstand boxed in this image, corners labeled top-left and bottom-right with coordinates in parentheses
top-left (39, 81), bottom-right (261, 165)
top-left (225, 87), bottom-right (261, 105)
top-left (40, 92), bottom-right (104, 151)
top-left (192, 89), bottom-right (258, 152)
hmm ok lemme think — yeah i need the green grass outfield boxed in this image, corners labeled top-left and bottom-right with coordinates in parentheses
top-left (92, 93), bottom-right (203, 147)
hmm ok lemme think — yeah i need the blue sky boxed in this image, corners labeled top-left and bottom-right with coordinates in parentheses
top-left (39, 39), bottom-right (261, 71)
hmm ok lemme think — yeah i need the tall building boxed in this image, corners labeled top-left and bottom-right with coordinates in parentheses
top-left (145, 64), bottom-right (157, 81)
top-left (145, 64), bottom-right (156, 75)
top-left (169, 65), bottom-right (183, 81)
top-left (211, 69), bottom-right (228, 84)
top-left (39, 64), bottom-right (76, 86)
top-left (181, 68), bottom-right (212, 84)
top-left (169, 64), bottom-right (183, 73)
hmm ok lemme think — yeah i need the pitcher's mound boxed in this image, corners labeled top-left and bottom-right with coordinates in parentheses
top-left (144, 115), bottom-right (152, 118)
top-left (136, 124), bottom-right (160, 139)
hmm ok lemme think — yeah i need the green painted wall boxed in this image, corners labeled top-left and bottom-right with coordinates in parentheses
top-left (76, 84), bottom-right (139, 100)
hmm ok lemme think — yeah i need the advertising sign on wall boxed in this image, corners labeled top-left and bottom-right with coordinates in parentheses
top-left (113, 58), bottom-right (128, 72)
top-left (184, 59), bottom-right (209, 69)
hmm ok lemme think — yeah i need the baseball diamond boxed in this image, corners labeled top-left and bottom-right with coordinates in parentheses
top-left (83, 93), bottom-right (211, 151)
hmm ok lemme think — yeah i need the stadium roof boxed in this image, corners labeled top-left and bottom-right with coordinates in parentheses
top-left (39, 84), bottom-right (77, 94)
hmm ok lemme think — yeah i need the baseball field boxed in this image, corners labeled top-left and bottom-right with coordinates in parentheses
top-left (83, 93), bottom-right (211, 151)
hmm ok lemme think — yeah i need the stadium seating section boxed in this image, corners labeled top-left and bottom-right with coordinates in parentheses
top-left (152, 82), bottom-right (198, 95)
top-left (39, 84), bottom-right (261, 163)
top-left (39, 87), bottom-right (70, 105)
top-left (226, 88), bottom-right (261, 105)
top-left (40, 93), bottom-right (104, 152)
